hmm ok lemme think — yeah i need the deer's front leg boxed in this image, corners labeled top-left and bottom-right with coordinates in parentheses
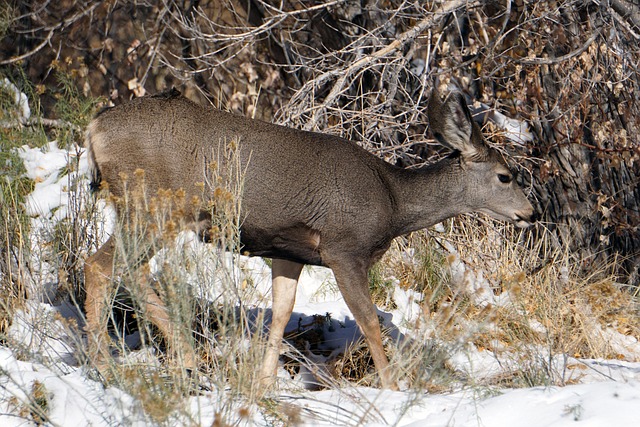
top-left (329, 257), bottom-right (398, 390)
top-left (258, 258), bottom-right (303, 389)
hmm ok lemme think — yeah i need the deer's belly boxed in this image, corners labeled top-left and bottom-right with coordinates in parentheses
top-left (239, 224), bottom-right (324, 266)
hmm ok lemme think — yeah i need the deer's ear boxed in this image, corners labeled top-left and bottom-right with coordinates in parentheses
top-left (428, 91), bottom-right (487, 160)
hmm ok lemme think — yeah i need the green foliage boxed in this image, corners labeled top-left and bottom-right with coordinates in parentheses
top-left (0, 2), bottom-right (14, 43)
top-left (0, 178), bottom-right (29, 336)
top-left (47, 62), bottom-right (102, 150)
top-left (0, 70), bottom-right (37, 334)
top-left (0, 65), bottom-right (100, 335)
top-left (52, 64), bottom-right (100, 130)
top-left (0, 69), bottom-right (47, 148)
top-left (368, 262), bottom-right (397, 308)
top-left (411, 234), bottom-right (450, 311)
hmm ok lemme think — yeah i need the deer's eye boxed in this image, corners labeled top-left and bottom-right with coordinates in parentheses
top-left (498, 173), bottom-right (512, 184)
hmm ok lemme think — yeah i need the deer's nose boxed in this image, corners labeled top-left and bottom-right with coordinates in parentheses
top-left (529, 211), bottom-right (540, 223)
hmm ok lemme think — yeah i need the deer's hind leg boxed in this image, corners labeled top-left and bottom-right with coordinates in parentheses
top-left (84, 235), bottom-right (117, 370)
top-left (84, 235), bottom-right (197, 373)
top-left (135, 268), bottom-right (197, 371)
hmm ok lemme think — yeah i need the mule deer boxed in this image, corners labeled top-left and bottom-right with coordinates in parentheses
top-left (84, 89), bottom-right (534, 389)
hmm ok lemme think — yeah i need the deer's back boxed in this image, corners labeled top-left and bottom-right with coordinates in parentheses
top-left (86, 94), bottom-right (398, 265)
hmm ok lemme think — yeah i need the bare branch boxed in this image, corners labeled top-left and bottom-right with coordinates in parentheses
top-left (1, 2), bottom-right (101, 65)
top-left (609, 0), bottom-right (640, 32)
top-left (0, 29), bottom-right (54, 65)
top-left (287, 0), bottom-right (472, 130)
top-left (517, 27), bottom-right (601, 65)
top-left (1, 117), bottom-right (81, 132)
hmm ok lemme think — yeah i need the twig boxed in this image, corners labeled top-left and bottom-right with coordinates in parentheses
top-left (300, 0), bottom-right (471, 130)
top-left (517, 28), bottom-right (601, 65)
top-left (609, 3), bottom-right (640, 39)
top-left (0, 30), bottom-right (54, 65)
top-left (1, 2), bottom-right (101, 65)
top-left (1, 117), bottom-right (81, 132)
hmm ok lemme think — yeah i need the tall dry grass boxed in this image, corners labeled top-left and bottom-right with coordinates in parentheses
top-left (361, 216), bottom-right (640, 390)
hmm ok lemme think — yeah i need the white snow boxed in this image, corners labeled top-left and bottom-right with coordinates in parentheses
top-left (488, 109), bottom-right (534, 145)
top-left (0, 78), bottom-right (31, 126)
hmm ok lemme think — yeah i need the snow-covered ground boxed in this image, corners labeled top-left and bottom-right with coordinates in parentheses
top-left (3, 330), bottom-right (640, 427)
top-left (2, 88), bottom-right (640, 425)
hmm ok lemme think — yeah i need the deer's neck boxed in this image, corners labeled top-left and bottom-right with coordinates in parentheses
top-left (390, 157), bottom-right (470, 236)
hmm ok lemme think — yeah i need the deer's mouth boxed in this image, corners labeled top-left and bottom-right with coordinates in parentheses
top-left (514, 218), bottom-right (533, 228)
top-left (479, 209), bottom-right (535, 228)
top-left (513, 212), bottom-right (536, 228)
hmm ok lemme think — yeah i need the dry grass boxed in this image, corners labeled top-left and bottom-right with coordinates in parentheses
top-left (0, 81), bottom-right (34, 339)
top-left (5, 380), bottom-right (50, 425)
top-left (363, 216), bottom-right (640, 389)
top-left (454, 218), bottom-right (640, 360)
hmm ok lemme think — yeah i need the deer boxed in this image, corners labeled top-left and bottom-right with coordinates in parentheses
top-left (83, 88), bottom-right (535, 390)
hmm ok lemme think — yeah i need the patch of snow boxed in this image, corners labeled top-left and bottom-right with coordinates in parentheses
top-left (0, 78), bottom-right (31, 126)
top-left (0, 347), bottom-right (150, 426)
top-left (18, 141), bottom-right (87, 218)
top-left (489, 109), bottom-right (534, 145)
top-left (391, 285), bottom-right (423, 330)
